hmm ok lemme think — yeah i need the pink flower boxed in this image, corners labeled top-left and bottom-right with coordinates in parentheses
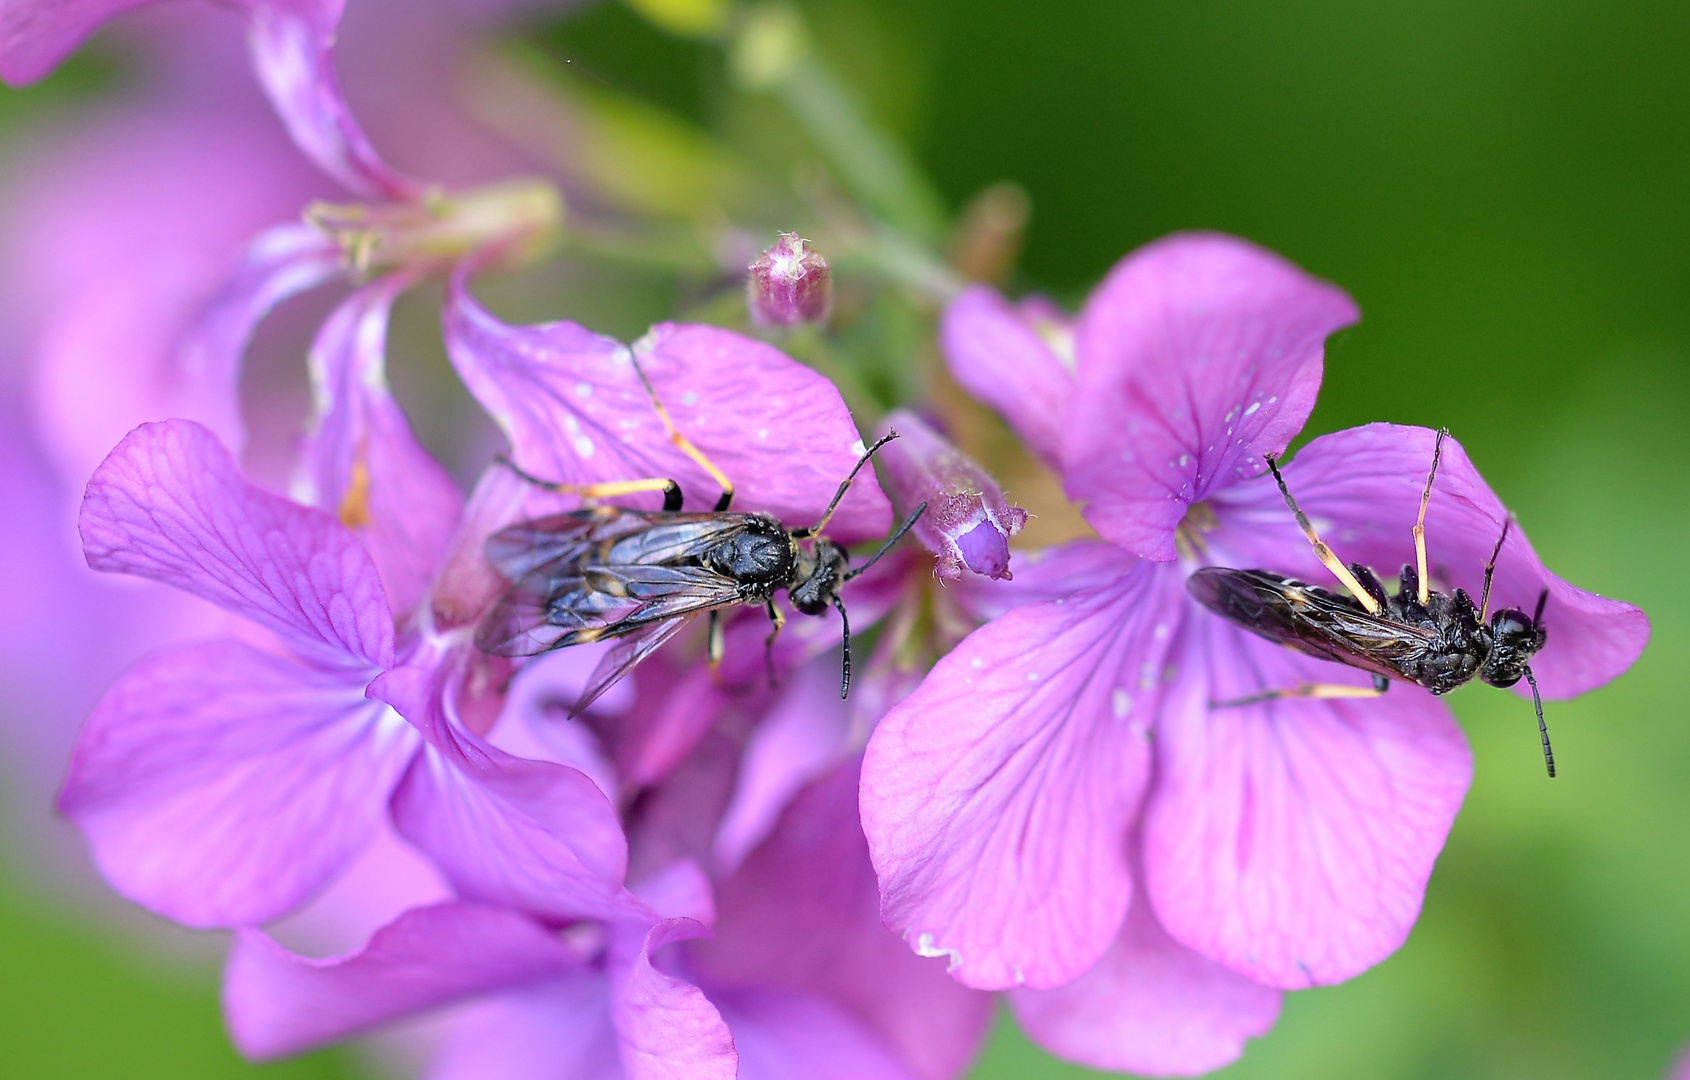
top-left (223, 664), bottom-right (990, 1078)
top-left (859, 233), bottom-right (1650, 1074)
top-left (59, 404), bottom-right (632, 929)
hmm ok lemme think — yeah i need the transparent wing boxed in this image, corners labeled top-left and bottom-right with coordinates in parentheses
top-left (569, 616), bottom-right (695, 718)
top-left (1188, 567), bottom-right (1434, 680)
top-left (485, 508), bottom-right (762, 581)
top-left (476, 563), bottom-right (746, 658)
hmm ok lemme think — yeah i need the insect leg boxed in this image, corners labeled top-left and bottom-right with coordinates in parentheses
top-left (495, 455), bottom-right (684, 512)
top-left (628, 353), bottom-right (737, 511)
top-left (795, 432), bottom-right (900, 540)
top-left (833, 595), bottom-right (852, 699)
top-left (764, 600), bottom-right (785, 691)
top-left (844, 502), bottom-right (928, 581)
top-left (1264, 455), bottom-right (1382, 614)
top-left (1211, 681), bottom-right (1388, 708)
top-left (707, 610), bottom-right (725, 669)
top-left (1478, 515), bottom-right (1513, 622)
top-left (1412, 428), bottom-right (1448, 606)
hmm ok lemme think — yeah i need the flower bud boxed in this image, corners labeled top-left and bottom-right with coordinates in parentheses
top-left (880, 409), bottom-right (1028, 581)
top-left (747, 232), bottom-right (832, 327)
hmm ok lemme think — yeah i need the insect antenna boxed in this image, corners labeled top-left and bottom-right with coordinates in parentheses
top-left (795, 432), bottom-right (900, 540)
top-left (844, 503), bottom-right (928, 582)
top-left (1533, 587), bottom-right (1548, 626)
top-left (834, 595), bottom-right (852, 698)
top-left (1524, 667), bottom-right (1555, 779)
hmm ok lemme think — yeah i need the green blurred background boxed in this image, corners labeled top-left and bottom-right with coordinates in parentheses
top-left (3, 0), bottom-right (1687, 1076)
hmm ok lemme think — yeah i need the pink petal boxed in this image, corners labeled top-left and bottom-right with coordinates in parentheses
top-left (1010, 893), bottom-right (1281, 1077)
top-left (58, 640), bottom-right (416, 928)
top-left (79, 419), bottom-right (394, 667)
top-left (938, 285), bottom-right (1073, 468)
top-left (610, 918), bottom-right (738, 1080)
top-left (296, 272), bottom-right (464, 616)
top-left (444, 270), bottom-right (892, 543)
top-left (34, 221), bottom-right (341, 486)
top-left (372, 666), bottom-right (640, 923)
top-left (698, 760), bottom-right (992, 1080)
top-left (715, 989), bottom-right (918, 1080)
top-left (428, 976), bottom-right (622, 1080)
top-left (950, 538), bottom-right (1139, 624)
top-left (225, 901), bottom-right (588, 1059)
top-left (1064, 233), bottom-right (1359, 561)
top-left (246, 1), bottom-right (422, 199)
top-left (1211, 423), bottom-right (1650, 699)
top-left (1143, 610), bottom-right (1473, 989)
top-left (861, 563), bottom-right (1184, 989)
top-left (712, 657), bottom-right (852, 872)
top-left (0, 0), bottom-right (152, 84)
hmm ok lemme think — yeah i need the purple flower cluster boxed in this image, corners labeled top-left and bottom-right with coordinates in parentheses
top-left (860, 234), bottom-right (1649, 1073)
top-left (4, 3), bottom-right (1652, 1079)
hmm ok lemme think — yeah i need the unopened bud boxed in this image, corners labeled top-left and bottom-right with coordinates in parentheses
top-left (748, 232), bottom-right (831, 327)
top-left (880, 409), bottom-right (1027, 581)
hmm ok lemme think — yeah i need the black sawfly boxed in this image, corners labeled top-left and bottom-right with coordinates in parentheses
top-left (475, 358), bottom-right (925, 716)
top-left (1187, 429), bottom-right (1555, 777)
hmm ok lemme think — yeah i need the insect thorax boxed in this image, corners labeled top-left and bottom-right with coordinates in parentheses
top-left (702, 516), bottom-right (796, 592)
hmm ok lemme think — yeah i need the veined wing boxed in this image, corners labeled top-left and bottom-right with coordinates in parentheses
top-left (569, 617), bottom-right (693, 718)
top-left (485, 507), bottom-right (764, 581)
top-left (1187, 567), bottom-right (1435, 682)
top-left (476, 562), bottom-right (746, 657)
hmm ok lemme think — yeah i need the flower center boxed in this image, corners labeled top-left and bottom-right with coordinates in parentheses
top-left (1174, 500), bottom-right (1220, 564)
top-left (306, 176), bottom-right (564, 273)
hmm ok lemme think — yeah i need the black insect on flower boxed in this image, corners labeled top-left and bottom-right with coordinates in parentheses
top-left (476, 360), bottom-right (925, 713)
top-left (1188, 429), bottom-right (1557, 775)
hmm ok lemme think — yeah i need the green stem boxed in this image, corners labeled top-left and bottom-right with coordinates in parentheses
top-left (774, 54), bottom-right (950, 244)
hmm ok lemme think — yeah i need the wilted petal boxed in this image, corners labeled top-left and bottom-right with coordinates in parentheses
top-left (373, 666), bottom-right (639, 923)
top-left (246, 1), bottom-right (422, 199)
top-left (444, 270), bottom-right (892, 543)
top-left (226, 901), bottom-right (588, 1059)
top-left (79, 419), bottom-right (394, 667)
top-left (1065, 233), bottom-right (1359, 561)
top-left (879, 410), bottom-right (1026, 581)
top-left (862, 563), bottom-right (1184, 989)
top-left (0, 0), bottom-right (151, 84)
top-left (700, 760), bottom-right (992, 1080)
top-left (611, 918), bottom-right (737, 1080)
top-left (429, 975), bottom-right (622, 1080)
top-left (1143, 612), bottom-right (1473, 989)
top-left (59, 640), bottom-right (414, 928)
top-left (716, 990), bottom-right (917, 1080)
top-left (1009, 894), bottom-right (1281, 1077)
top-left (939, 285), bottom-right (1073, 468)
top-left (295, 272), bottom-right (464, 615)
top-left (1210, 423), bottom-right (1650, 699)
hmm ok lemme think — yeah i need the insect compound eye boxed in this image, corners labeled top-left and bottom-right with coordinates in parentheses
top-left (1490, 608), bottom-right (1536, 645)
top-left (789, 574), bottom-right (832, 616)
